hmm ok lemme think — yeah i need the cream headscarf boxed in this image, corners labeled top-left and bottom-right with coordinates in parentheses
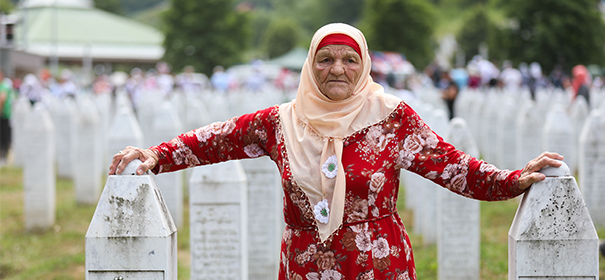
top-left (279, 23), bottom-right (401, 242)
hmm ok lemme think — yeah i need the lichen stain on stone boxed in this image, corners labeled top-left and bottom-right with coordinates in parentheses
top-left (521, 179), bottom-right (584, 239)
top-left (105, 183), bottom-right (150, 236)
top-left (106, 236), bottom-right (144, 256)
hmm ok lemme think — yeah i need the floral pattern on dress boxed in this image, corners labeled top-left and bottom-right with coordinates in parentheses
top-left (244, 143), bottom-right (266, 158)
top-left (149, 102), bottom-right (525, 280)
top-left (168, 137), bottom-right (201, 167)
top-left (194, 117), bottom-right (238, 142)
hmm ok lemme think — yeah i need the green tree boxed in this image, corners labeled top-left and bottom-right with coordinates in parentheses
top-left (498, 0), bottom-right (605, 71)
top-left (93, 0), bottom-right (124, 15)
top-left (263, 17), bottom-right (301, 59)
top-left (320, 0), bottom-right (364, 25)
top-left (456, 4), bottom-right (492, 60)
top-left (0, 0), bottom-right (14, 14)
top-left (162, 0), bottom-right (251, 76)
top-left (123, 0), bottom-right (164, 14)
top-left (362, 0), bottom-right (436, 69)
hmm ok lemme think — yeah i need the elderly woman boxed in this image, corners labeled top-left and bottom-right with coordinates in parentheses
top-left (110, 23), bottom-right (562, 279)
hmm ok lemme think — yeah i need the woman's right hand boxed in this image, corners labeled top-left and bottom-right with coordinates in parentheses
top-left (109, 146), bottom-right (159, 175)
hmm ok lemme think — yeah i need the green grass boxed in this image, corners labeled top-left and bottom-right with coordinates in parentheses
top-left (1, 166), bottom-right (604, 279)
top-left (395, 185), bottom-right (605, 280)
top-left (0, 166), bottom-right (192, 280)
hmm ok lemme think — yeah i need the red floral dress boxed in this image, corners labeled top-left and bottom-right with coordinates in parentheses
top-left (150, 101), bottom-right (524, 280)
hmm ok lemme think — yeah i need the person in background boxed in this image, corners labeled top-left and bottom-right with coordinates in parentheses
top-left (571, 65), bottom-right (591, 106)
top-left (92, 74), bottom-right (114, 95)
top-left (156, 61), bottom-right (175, 97)
top-left (499, 60), bottom-right (523, 91)
top-left (109, 23), bottom-right (563, 279)
top-left (176, 65), bottom-right (208, 94)
top-left (548, 64), bottom-right (566, 90)
top-left (441, 77), bottom-right (458, 120)
top-left (0, 70), bottom-right (15, 160)
top-left (56, 69), bottom-right (79, 99)
top-left (466, 62), bottom-right (481, 89)
top-left (19, 74), bottom-right (44, 105)
top-left (450, 67), bottom-right (469, 92)
top-left (528, 62), bottom-right (546, 100)
top-left (210, 65), bottom-right (231, 93)
top-left (245, 60), bottom-right (267, 92)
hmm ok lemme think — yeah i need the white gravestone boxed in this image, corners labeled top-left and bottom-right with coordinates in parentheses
top-left (508, 162), bottom-right (599, 280)
top-left (152, 101), bottom-right (184, 228)
top-left (570, 96), bottom-right (589, 173)
top-left (10, 95), bottom-right (31, 166)
top-left (183, 97), bottom-right (212, 193)
top-left (23, 103), bottom-right (55, 231)
top-left (497, 96), bottom-right (520, 170)
top-left (136, 91), bottom-right (162, 148)
top-left (228, 90), bottom-right (247, 117)
top-left (402, 102), bottom-right (431, 212)
top-left (515, 100), bottom-right (543, 169)
top-left (201, 92), bottom-right (233, 122)
top-left (115, 91), bottom-right (133, 112)
top-left (453, 89), bottom-right (471, 122)
top-left (189, 161), bottom-right (248, 280)
top-left (185, 97), bottom-right (212, 131)
top-left (571, 96), bottom-right (589, 138)
top-left (107, 107), bottom-right (145, 165)
top-left (170, 92), bottom-right (187, 130)
top-left (578, 110), bottom-right (605, 227)
top-left (466, 91), bottom-right (485, 150)
top-left (418, 109), bottom-right (448, 245)
top-left (95, 93), bottom-right (112, 174)
top-left (73, 96), bottom-right (102, 205)
top-left (542, 105), bottom-right (576, 173)
top-left (86, 159), bottom-right (178, 280)
top-left (481, 92), bottom-right (502, 165)
top-left (241, 158), bottom-right (281, 280)
top-left (438, 117), bottom-right (480, 280)
top-left (53, 98), bottom-right (78, 178)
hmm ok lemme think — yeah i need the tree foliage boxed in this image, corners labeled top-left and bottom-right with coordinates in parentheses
top-left (456, 4), bottom-right (493, 60)
top-left (263, 17), bottom-right (301, 59)
top-left (319, 0), bottom-right (365, 25)
top-left (362, 0), bottom-right (436, 69)
top-left (122, 0), bottom-right (164, 14)
top-left (496, 0), bottom-right (605, 71)
top-left (93, 0), bottom-right (124, 15)
top-left (0, 0), bottom-right (15, 14)
top-left (162, 0), bottom-right (251, 76)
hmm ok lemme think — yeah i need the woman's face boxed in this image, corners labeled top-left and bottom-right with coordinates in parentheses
top-left (312, 45), bottom-right (362, 101)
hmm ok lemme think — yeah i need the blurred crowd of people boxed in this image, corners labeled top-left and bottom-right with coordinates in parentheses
top-left (1, 57), bottom-right (605, 161)
top-left (424, 56), bottom-right (605, 119)
top-left (0, 60), bottom-right (301, 161)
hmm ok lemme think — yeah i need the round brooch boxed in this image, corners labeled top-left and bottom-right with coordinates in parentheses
top-left (314, 199), bottom-right (330, 224)
top-left (321, 155), bottom-right (338, 179)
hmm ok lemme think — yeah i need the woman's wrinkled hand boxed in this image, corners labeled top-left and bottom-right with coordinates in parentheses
top-left (518, 152), bottom-right (564, 190)
top-left (108, 146), bottom-right (159, 175)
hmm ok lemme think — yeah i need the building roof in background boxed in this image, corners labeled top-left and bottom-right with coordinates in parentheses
top-left (267, 47), bottom-right (308, 71)
top-left (12, 1), bottom-right (164, 62)
top-left (20, 0), bottom-right (93, 9)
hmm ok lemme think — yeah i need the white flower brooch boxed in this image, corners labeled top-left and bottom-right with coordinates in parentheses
top-left (314, 199), bottom-right (330, 224)
top-left (321, 155), bottom-right (338, 179)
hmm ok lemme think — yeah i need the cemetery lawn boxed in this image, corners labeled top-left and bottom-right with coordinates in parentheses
top-left (0, 165), bottom-right (603, 279)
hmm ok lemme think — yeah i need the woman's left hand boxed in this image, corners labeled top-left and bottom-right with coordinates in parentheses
top-left (518, 152), bottom-right (565, 190)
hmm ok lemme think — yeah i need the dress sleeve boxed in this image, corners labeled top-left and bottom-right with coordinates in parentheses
top-left (395, 103), bottom-right (524, 201)
top-left (149, 106), bottom-right (279, 174)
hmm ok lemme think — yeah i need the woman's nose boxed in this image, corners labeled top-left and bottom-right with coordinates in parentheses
top-left (330, 60), bottom-right (345, 75)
